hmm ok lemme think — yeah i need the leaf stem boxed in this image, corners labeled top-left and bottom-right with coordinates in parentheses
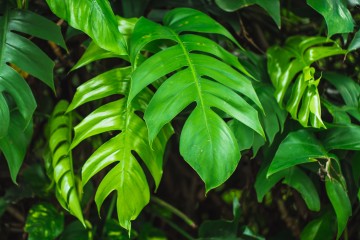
top-left (151, 196), bottom-right (197, 228)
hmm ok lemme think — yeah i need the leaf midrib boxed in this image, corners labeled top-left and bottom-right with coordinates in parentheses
top-left (173, 31), bottom-right (214, 157)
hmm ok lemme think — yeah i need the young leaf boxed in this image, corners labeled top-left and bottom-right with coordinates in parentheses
top-left (267, 36), bottom-right (346, 128)
top-left (48, 100), bottom-right (85, 225)
top-left (267, 130), bottom-right (327, 176)
top-left (325, 177), bottom-right (352, 239)
top-left (24, 203), bottom-right (64, 240)
top-left (46, 0), bottom-right (126, 54)
top-left (307, 0), bottom-right (354, 37)
top-left (128, 8), bottom-right (264, 192)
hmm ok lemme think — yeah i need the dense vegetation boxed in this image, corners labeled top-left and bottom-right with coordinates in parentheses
top-left (1, 0), bottom-right (360, 239)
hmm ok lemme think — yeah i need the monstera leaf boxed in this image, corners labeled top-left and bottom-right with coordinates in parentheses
top-left (0, 4), bottom-right (65, 182)
top-left (128, 8), bottom-right (264, 192)
top-left (267, 36), bottom-right (346, 128)
top-left (48, 100), bottom-right (85, 225)
top-left (68, 42), bottom-right (173, 231)
top-left (46, 0), bottom-right (126, 54)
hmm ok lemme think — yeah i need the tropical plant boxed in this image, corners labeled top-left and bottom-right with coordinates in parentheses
top-left (1, 0), bottom-right (360, 239)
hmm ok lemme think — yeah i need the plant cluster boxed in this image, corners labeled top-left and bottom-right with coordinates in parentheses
top-left (1, 0), bottom-right (360, 239)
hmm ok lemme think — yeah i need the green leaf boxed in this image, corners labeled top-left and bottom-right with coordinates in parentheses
top-left (255, 163), bottom-right (286, 202)
top-left (71, 41), bottom-right (126, 71)
top-left (0, 111), bottom-right (33, 183)
top-left (321, 124), bottom-right (360, 150)
top-left (48, 100), bottom-right (85, 225)
top-left (267, 130), bottom-right (327, 177)
top-left (348, 29), bottom-right (360, 52)
top-left (198, 198), bottom-right (240, 238)
top-left (0, 6), bottom-right (65, 182)
top-left (69, 42), bottom-right (172, 231)
top-left (325, 177), bottom-right (352, 239)
top-left (267, 36), bottom-right (346, 128)
top-left (128, 10), bottom-right (263, 191)
top-left (59, 221), bottom-right (92, 240)
top-left (323, 72), bottom-right (360, 108)
top-left (0, 93), bottom-right (9, 138)
top-left (282, 168), bottom-right (320, 211)
top-left (307, 0), bottom-right (354, 37)
top-left (46, 0), bottom-right (126, 54)
top-left (24, 203), bottom-right (64, 240)
top-left (214, 0), bottom-right (281, 28)
top-left (300, 210), bottom-right (337, 240)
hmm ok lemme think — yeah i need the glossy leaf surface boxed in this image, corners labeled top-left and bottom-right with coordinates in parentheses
top-left (307, 0), bottom-right (354, 36)
top-left (128, 8), bottom-right (263, 192)
top-left (267, 130), bottom-right (327, 176)
top-left (69, 50), bottom-right (172, 230)
top-left (46, 0), bottom-right (126, 54)
top-left (321, 124), bottom-right (360, 150)
top-left (48, 100), bottom-right (85, 225)
top-left (267, 36), bottom-right (346, 128)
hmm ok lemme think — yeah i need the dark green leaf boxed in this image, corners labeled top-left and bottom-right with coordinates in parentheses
top-left (268, 130), bottom-right (328, 176)
top-left (325, 177), bottom-right (352, 239)
top-left (255, 164), bottom-right (286, 202)
top-left (283, 168), bottom-right (320, 211)
top-left (59, 221), bottom-right (92, 240)
top-left (0, 112), bottom-right (32, 183)
top-left (300, 210), bottom-right (337, 240)
top-left (214, 0), bottom-right (281, 28)
top-left (24, 203), bottom-right (64, 240)
top-left (321, 124), bottom-right (360, 150)
top-left (348, 29), bottom-right (360, 52)
top-left (307, 0), bottom-right (354, 36)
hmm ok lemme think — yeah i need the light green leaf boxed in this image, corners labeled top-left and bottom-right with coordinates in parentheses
top-left (267, 130), bottom-right (327, 176)
top-left (307, 0), bottom-right (354, 37)
top-left (214, 0), bottom-right (281, 28)
top-left (267, 36), bottom-right (345, 128)
top-left (283, 168), bottom-right (320, 211)
top-left (321, 124), bottom-right (360, 150)
top-left (128, 11), bottom-right (263, 191)
top-left (300, 210), bottom-right (337, 240)
top-left (163, 8), bottom-right (243, 49)
top-left (69, 56), bottom-right (172, 231)
top-left (228, 120), bottom-right (254, 152)
top-left (325, 177), bottom-right (352, 239)
top-left (72, 41), bottom-right (125, 71)
top-left (25, 203), bottom-right (64, 240)
top-left (48, 100), bottom-right (85, 225)
top-left (46, 0), bottom-right (126, 54)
